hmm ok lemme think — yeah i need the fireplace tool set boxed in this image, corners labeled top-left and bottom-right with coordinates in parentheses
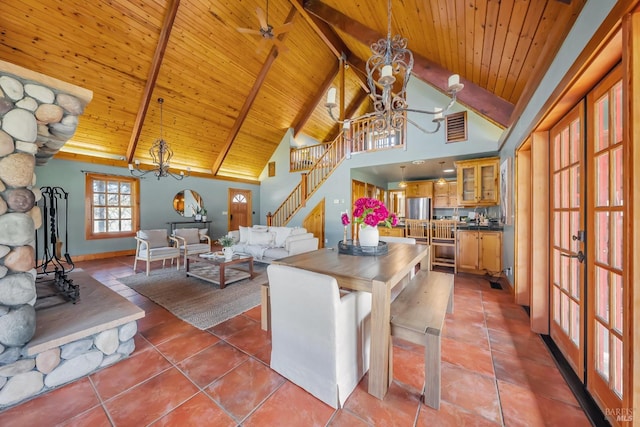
top-left (35, 186), bottom-right (79, 307)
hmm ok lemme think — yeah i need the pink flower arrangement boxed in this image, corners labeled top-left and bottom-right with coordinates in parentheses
top-left (351, 197), bottom-right (398, 228)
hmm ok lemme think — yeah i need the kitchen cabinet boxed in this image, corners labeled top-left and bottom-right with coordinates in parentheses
top-left (455, 157), bottom-right (499, 206)
top-left (433, 181), bottom-right (458, 208)
top-left (378, 226), bottom-right (404, 237)
top-left (404, 180), bottom-right (433, 198)
top-left (457, 230), bottom-right (502, 274)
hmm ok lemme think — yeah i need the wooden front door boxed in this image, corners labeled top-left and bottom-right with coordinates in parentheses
top-left (228, 188), bottom-right (252, 231)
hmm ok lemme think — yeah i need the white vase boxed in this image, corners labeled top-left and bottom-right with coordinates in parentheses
top-left (223, 246), bottom-right (234, 260)
top-left (359, 225), bottom-right (379, 247)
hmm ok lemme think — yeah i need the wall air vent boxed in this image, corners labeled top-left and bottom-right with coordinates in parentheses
top-left (445, 111), bottom-right (467, 143)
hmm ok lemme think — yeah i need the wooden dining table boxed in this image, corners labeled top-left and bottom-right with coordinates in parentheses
top-left (273, 242), bottom-right (430, 400)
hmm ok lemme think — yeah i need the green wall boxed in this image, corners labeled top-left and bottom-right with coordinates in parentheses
top-left (35, 159), bottom-right (260, 258)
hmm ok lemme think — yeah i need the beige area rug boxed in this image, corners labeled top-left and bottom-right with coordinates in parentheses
top-left (118, 264), bottom-right (268, 330)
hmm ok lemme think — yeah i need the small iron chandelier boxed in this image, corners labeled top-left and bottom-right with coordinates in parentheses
top-left (128, 98), bottom-right (190, 180)
top-left (325, 0), bottom-right (463, 135)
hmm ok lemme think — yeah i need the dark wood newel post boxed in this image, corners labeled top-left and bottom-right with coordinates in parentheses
top-left (266, 212), bottom-right (273, 226)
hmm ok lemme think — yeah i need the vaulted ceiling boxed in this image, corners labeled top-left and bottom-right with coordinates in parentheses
top-left (0, 0), bottom-right (586, 183)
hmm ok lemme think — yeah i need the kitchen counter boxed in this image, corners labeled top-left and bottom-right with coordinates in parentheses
top-left (456, 223), bottom-right (503, 231)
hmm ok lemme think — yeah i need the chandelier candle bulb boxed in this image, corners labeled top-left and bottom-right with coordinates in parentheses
top-left (381, 65), bottom-right (393, 78)
top-left (326, 87), bottom-right (337, 105)
top-left (448, 74), bottom-right (460, 90)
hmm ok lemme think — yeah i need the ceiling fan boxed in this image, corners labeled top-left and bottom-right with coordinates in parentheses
top-left (236, 1), bottom-right (293, 53)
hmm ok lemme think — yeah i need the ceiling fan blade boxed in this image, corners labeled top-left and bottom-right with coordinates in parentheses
top-left (237, 27), bottom-right (262, 36)
top-left (256, 7), bottom-right (269, 31)
top-left (272, 22), bottom-right (293, 36)
top-left (256, 37), bottom-right (270, 55)
top-left (272, 37), bottom-right (289, 53)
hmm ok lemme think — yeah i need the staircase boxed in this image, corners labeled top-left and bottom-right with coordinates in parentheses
top-left (266, 114), bottom-right (406, 227)
top-left (267, 133), bottom-right (349, 227)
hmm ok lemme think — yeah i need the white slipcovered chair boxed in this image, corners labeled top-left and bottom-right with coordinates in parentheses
top-left (172, 228), bottom-right (211, 267)
top-left (267, 264), bottom-right (371, 408)
top-left (134, 229), bottom-right (181, 276)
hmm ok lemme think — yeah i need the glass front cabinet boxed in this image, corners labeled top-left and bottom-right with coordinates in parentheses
top-left (455, 157), bottom-right (500, 206)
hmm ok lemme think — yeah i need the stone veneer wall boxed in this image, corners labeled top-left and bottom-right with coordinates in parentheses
top-left (0, 65), bottom-right (108, 408)
top-left (0, 71), bottom-right (88, 349)
top-left (0, 321), bottom-right (137, 408)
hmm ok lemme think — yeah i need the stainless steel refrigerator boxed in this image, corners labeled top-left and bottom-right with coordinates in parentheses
top-left (406, 197), bottom-right (431, 220)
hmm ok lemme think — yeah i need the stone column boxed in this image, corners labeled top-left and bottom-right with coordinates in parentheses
top-left (0, 67), bottom-right (90, 362)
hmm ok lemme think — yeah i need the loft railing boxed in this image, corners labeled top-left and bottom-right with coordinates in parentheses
top-left (348, 117), bottom-right (405, 154)
top-left (269, 114), bottom-right (406, 226)
top-left (290, 142), bottom-right (332, 172)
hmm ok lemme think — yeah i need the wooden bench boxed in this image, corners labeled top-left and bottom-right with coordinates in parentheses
top-left (261, 283), bottom-right (270, 331)
top-left (390, 269), bottom-right (454, 409)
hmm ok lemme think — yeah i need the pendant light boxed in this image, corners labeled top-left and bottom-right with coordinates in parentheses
top-left (436, 161), bottom-right (447, 186)
top-left (399, 165), bottom-right (407, 188)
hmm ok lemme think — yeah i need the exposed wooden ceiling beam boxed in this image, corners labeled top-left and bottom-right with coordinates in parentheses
top-left (211, 7), bottom-right (298, 175)
top-left (293, 61), bottom-right (340, 138)
top-left (125, 0), bottom-right (180, 164)
top-left (304, 0), bottom-right (514, 128)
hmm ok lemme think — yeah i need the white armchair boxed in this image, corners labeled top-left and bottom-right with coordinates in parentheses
top-left (134, 229), bottom-right (181, 276)
top-left (267, 264), bottom-right (371, 408)
top-left (173, 228), bottom-right (211, 267)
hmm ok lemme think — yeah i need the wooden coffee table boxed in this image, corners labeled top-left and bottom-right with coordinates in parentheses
top-left (185, 253), bottom-right (254, 289)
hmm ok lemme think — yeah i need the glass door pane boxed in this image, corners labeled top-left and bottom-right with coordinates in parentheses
top-left (461, 166), bottom-right (475, 203)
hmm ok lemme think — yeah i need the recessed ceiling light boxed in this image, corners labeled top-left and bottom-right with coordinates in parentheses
top-left (443, 168), bottom-right (455, 173)
top-left (412, 160), bottom-right (425, 165)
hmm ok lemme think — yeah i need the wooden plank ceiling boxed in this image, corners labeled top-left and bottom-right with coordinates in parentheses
top-left (0, 0), bottom-right (586, 182)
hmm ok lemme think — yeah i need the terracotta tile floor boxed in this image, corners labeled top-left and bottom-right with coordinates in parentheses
top-left (0, 257), bottom-right (593, 426)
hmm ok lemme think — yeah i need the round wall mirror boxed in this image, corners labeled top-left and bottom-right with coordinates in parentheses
top-left (173, 190), bottom-right (203, 217)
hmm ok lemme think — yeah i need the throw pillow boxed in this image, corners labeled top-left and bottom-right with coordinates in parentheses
top-left (138, 229), bottom-right (168, 249)
top-left (239, 226), bottom-right (249, 244)
top-left (249, 229), bottom-right (274, 246)
top-left (269, 226), bottom-right (293, 247)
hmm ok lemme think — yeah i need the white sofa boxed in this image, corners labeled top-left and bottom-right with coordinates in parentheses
top-left (227, 225), bottom-right (318, 263)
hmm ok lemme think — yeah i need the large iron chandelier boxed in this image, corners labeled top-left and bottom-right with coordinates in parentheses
top-left (128, 98), bottom-right (191, 180)
top-left (325, 0), bottom-right (464, 135)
